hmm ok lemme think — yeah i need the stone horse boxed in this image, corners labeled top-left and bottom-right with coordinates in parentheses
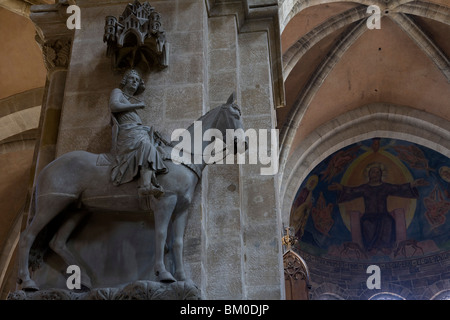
top-left (17, 94), bottom-right (247, 291)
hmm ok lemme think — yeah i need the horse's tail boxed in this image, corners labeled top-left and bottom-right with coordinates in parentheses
top-left (27, 185), bottom-right (63, 271)
top-left (27, 186), bottom-right (49, 271)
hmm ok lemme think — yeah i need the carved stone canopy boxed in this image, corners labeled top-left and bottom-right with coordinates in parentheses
top-left (103, 0), bottom-right (169, 72)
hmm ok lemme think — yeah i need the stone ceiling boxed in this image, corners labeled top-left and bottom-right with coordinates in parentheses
top-left (278, 0), bottom-right (450, 218)
top-left (278, 0), bottom-right (450, 299)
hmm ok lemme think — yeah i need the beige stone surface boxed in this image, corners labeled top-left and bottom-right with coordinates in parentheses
top-left (0, 8), bottom-right (46, 99)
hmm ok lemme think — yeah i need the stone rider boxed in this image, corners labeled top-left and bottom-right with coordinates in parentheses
top-left (109, 69), bottom-right (167, 198)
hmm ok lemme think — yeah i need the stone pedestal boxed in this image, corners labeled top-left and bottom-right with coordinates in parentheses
top-left (7, 280), bottom-right (201, 300)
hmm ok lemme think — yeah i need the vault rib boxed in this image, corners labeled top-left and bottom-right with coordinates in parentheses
top-left (390, 12), bottom-right (450, 82)
top-left (279, 20), bottom-right (368, 187)
top-left (283, 5), bottom-right (368, 80)
top-left (395, 1), bottom-right (450, 26)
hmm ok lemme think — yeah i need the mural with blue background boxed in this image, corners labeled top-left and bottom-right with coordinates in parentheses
top-left (290, 138), bottom-right (450, 262)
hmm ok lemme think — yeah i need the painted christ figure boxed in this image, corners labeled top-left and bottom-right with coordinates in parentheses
top-left (329, 163), bottom-right (428, 254)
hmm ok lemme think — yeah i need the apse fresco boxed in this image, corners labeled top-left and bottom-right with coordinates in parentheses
top-left (290, 138), bottom-right (450, 262)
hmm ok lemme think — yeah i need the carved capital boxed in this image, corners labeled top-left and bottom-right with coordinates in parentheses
top-left (30, 1), bottom-right (75, 72)
top-left (36, 37), bottom-right (72, 71)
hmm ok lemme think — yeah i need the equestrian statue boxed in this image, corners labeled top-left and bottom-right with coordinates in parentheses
top-left (17, 69), bottom-right (247, 291)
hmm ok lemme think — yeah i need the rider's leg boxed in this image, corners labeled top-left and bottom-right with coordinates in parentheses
top-left (138, 165), bottom-right (164, 198)
top-left (138, 165), bottom-right (152, 189)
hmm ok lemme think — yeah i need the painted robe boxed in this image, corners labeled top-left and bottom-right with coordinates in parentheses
top-left (337, 183), bottom-right (419, 252)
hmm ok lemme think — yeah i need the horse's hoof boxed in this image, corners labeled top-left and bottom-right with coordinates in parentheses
top-left (21, 279), bottom-right (39, 292)
top-left (174, 271), bottom-right (186, 282)
top-left (155, 270), bottom-right (176, 283)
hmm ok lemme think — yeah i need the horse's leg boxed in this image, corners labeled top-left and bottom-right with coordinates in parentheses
top-left (151, 193), bottom-right (177, 283)
top-left (172, 209), bottom-right (189, 281)
top-left (18, 194), bottom-right (76, 291)
top-left (49, 211), bottom-right (92, 289)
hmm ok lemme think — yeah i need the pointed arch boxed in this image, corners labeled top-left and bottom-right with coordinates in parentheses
top-left (279, 20), bottom-right (368, 185)
top-left (280, 103), bottom-right (450, 226)
top-left (283, 5), bottom-right (369, 80)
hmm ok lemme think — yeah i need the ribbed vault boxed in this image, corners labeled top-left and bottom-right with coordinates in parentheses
top-left (278, 0), bottom-right (450, 197)
top-left (280, 102), bottom-right (450, 224)
top-left (278, 0), bottom-right (450, 300)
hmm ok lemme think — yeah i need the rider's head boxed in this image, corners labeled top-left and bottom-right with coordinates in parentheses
top-left (120, 69), bottom-right (145, 95)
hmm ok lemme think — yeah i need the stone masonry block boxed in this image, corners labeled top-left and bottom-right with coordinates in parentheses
top-left (209, 70), bottom-right (238, 104)
top-left (176, 0), bottom-right (205, 32)
top-left (206, 165), bottom-right (240, 209)
top-left (165, 84), bottom-right (204, 120)
top-left (208, 15), bottom-right (237, 51)
top-left (60, 91), bottom-right (110, 129)
top-left (209, 48), bottom-right (237, 73)
top-left (57, 125), bottom-right (111, 156)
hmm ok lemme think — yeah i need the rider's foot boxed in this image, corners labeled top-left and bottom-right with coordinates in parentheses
top-left (138, 184), bottom-right (164, 199)
top-left (155, 269), bottom-right (176, 283)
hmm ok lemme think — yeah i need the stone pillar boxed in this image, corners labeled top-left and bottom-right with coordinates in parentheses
top-left (204, 2), bottom-right (284, 299)
top-left (204, 13), bottom-right (243, 299)
top-left (30, 3), bottom-right (74, 174)
top-left (238, 30), bottom-right (284, 300)
top-left (20, 2), bottom-right (74, 229)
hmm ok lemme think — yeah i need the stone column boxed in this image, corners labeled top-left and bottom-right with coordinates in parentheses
top-left (204, 13), bottom-right (244, 299)
top-left (204, 1), bottom-right (284, 299)
top-left (21, 2), bottom-right (74, 229)
top-left (238, 29), bottom-right (284, 299)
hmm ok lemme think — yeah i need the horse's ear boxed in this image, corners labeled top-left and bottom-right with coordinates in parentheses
top-left (227, 92), bottom-right (236, 105)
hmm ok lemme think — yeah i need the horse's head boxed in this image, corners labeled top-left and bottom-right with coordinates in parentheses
top-left (214, 92), bottom-right (249, 155)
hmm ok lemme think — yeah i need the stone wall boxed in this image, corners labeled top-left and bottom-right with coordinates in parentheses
top-left (26, 0), bottom-right (284, 300)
